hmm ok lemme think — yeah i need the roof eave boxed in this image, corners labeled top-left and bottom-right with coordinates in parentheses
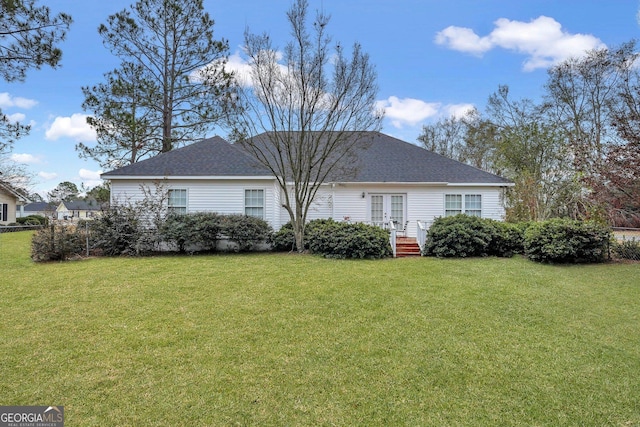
top-left (102, 174), bottom-right (275, 181)
top-left (330, 181), bottom-right (513, 187)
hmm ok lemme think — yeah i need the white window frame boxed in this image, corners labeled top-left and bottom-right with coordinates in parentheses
top-left (168, 189), bottom-right (188, 214)
top-left (244, 188), bottom-right (265, 219)
top-left (444, 193), bottom-right (482, 217)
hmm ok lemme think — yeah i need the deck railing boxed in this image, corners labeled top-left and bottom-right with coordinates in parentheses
top-left (388, 220), bottom-right (397, 258)
top-left (416, 220), bottom-right (429, 251)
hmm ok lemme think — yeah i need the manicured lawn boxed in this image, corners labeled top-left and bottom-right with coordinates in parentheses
top-left (1, 231), bottom-right (639, 426)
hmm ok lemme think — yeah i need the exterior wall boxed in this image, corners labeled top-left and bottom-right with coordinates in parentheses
top-left (291, 183), bottom-right (507, 237)
top-left (110, 178), bottom-right (280, 226)
top-left (110, 179), bottom-right (507, 236)
top-left (0, 190), bottom-right (17, 224)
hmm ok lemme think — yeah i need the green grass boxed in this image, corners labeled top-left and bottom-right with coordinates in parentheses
top-left (1, 231), bottom-right (639, 426)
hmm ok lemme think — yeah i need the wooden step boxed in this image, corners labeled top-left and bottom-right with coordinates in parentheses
top-left (395, 237), bottom-right (421, 258)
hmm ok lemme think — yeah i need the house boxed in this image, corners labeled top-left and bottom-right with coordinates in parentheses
top-left (17, 201), bottom-right (57, 219)
top-left (55, 200), bottom-right (102, 221)
top-left (0, 180), bottom-right (29, 225)
top-left (102, 132), bottom-right (513, 243)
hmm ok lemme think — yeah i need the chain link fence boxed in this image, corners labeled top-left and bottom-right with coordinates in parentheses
top-left (612, 228), bottom-right (640, 261)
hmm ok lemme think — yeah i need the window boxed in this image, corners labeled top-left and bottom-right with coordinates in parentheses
top-left (465, 194), bottom-right (482, 217)
top-left (0, 203), bottom-right (6, 221)
top-left (168, 189), bottom-right (187, 214)
top-left (245, 189), bottom-right (264, 219)
top-left (445, 194), bottom-right (481, 217)
top-left (445, 194), bottom-right (462, 216)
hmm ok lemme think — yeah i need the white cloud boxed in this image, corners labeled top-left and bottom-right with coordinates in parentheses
top-left (6, 112), bottom-right (26, 123)
top-left (79, 168), bottom-right (102, 181)
top-left (38, 171), bottom-right (58, 180)
top-left (10, 153), bottom-right (41, 164)
top-left (435, 16), bottom-right (605, 71)
top-left (435, 26), bottom-right (492, 56)
top-left (0, 92), bottom-right (38, 109)
top-left (224, 51), bottom-right (254, 87)
top-left (79, 168), bottom-right (103, 189)
top-left (444, 103), bottom-right (475, 119)
top-left (45, 113), bottom-right (97, 142)
top-left (376, 96), bottom-right (441, 128)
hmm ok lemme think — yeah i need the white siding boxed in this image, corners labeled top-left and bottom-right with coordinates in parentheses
top-left (318, 184), bottom-right (506, 237)
top-left (111, 179), bottom-right (507, 234)
top-left (110, 178), bottom-right (280, 227)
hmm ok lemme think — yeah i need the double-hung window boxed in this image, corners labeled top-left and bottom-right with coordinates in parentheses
top-left (168, 189), bottom-right (187, 214)
top-left (445, 194), bottom-right (482, 217)
top-left (244, 189), bottom-right (264, 219)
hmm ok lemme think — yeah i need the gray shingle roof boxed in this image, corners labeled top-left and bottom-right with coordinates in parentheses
top-left (24, 202), bottom-right (55, 212)
top-left (102, 132), bottom-right (512, 185)
top-left (61, 200), bottom-right (101, 210)
top-left (102, 136), bottom-right (272, 178)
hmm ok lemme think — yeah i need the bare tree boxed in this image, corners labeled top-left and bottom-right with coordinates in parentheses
top-left (233, 0), bottom-right (382, 252)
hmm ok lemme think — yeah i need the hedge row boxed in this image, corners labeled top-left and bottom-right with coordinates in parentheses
top-left (424, 215), bottom-right (612, 264)
top-left (31, 210), bottom-right (273, 261)
top-left (423, 215), bottom-right (524, 258)
top-left (272, 219), bottom-right (392, 259)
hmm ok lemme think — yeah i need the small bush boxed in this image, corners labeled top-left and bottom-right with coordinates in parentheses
top-left (306, 220), bottom-right (392, 259)
top-left (524, 219), bottom-right (611, 264)
top-left (613, 239), bottom-right (640, 260)
top-left (271, 222), bottom-right (296, 252)
top-left (220, 214), bottom-right (272, 252)
top-left (271, 219), bottom-right (337, 252)
top-left (491, 221), bottom-right (528, 257)
top-left (423, 215), bottom-right (498, 258)
top-left (31, 224), bottom-right (84, 262)
top-left (160, 212), bottom-right (221, 253)
top-left (17, 215), bottom-right (47, 225)
top-left (88, 205), bottom-right (147, 256)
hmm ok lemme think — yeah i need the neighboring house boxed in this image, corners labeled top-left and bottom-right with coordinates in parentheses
top-left (56, 200), bottom-right (102, 221)
top-left (102, 132), bottom-right (513, 239)
top-left (0, 180), bottom-right (29, 225)
top-left (17, 201), bottom-right (57, 219)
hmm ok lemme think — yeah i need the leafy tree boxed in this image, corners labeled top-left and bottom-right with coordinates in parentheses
top-left (484, 86), bottom-right (579, 221)
top-left (48, 181), bottom-right (79, 204)
top-left (78, 63), bottom-right (163, 168)
top-left (0, 0), bottom-right (72, 151)
top-left (234, 0), bottom-right (382, 252)
top-left (84, 0), bottom-right (236, 165)
top-left (84, 182), bottom-right (110, 205)
top-left (545, 41), bottom-right (640, 225)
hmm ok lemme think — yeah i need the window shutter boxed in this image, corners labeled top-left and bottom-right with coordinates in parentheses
top-left (1, 203), bottom-right (7, 221)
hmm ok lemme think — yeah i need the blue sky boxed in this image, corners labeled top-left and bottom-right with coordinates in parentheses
top-left (2, 0), bottom-right (639, 197)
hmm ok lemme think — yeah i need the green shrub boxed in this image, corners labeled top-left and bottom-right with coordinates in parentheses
top-left (306, 220), bottom-right (392, 259)
top-left (423, 215), bottom-right (498, 258)
top-left (88, 205), bottom-right (147, 256)
top-left (271, 219), bottom-right (337, 252)
top-left (524, 219), bottom-right (612, 264)
top-left (17, 215), bottom-right (47, 225)
top-left (160, 212), bottom-right (221, 253)
top-left (271, 221), bottom-right (296, 251)
top-left (612, 239), bottom-right (640, 260)
top-left (491, 221), bottom-right (528, 257)
top-left (31, 224), bottom-right (85, 262)
top-left (220, 214), bottom-right (272, 252)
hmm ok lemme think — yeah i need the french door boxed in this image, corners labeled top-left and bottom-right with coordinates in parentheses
top-left (370, 194), bottom-right (405, 228)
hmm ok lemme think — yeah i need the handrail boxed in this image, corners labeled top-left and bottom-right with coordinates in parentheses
top-left (389, 220), bottom-right (397, 258)
top-left (416, 220), bottom-right (427, 251)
